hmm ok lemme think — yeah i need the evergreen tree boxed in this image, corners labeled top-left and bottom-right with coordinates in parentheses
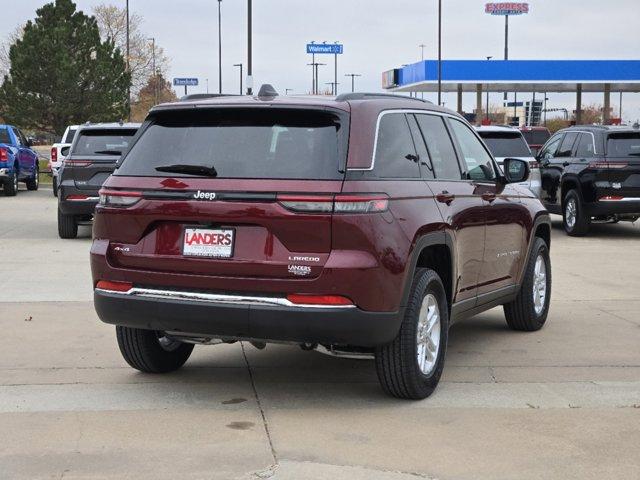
top-left (0, 0), bottom-right (130, 135)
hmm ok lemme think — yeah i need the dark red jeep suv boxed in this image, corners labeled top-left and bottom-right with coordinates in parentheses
top-left (91, 89), bottom-right (552, 399)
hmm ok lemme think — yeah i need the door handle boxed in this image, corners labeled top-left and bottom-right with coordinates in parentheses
top-left (481, 192), bottom-right (497, 202)
top-left (562, 161), bottom-right (570, 167)
top-left (436, 191), bottom-right (455, 205)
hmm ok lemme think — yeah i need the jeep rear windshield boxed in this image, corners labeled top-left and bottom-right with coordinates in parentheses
top-left (115, 108), bottom-right (347, 179)
top-left (478, 132), bottom-right (531, 157)
top-left (607, 132), bottom-right (640, 157)
top-left (73, 129), bottom-right (138, 156)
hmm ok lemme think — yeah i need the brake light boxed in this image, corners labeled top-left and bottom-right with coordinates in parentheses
top-left (66, 194), bottom-right (91, 201)
top-left (589, 161), bottom-right (628, 169)
top-left (65, 160), bottom-right (93, 167)
top-left (0, 148), bottom-right (7, 162)
top-left (98, 189), bottom-right (142, 207)
top-left (50, 147), bottom-right (57, 162)
top-left (599, 195), bottom-right (624, 201)
top-left (286, 294), bottom-right (353, 306)
top-left (277, 193), bottom-right (389, 214)
top-left (96, 280), bottom-right (133, 292)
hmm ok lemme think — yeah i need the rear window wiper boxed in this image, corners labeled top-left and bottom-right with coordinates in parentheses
top-left (93, 150), bottom-right (123, 155)
top-left (155, 164), bottom-right (218, 177)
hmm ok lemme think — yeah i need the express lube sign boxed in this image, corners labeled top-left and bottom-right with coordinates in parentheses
top-left (485, 3), bottom-right (529, 15)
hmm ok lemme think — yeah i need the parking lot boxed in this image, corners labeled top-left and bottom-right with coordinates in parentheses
top-left (1, 187), bottom-right (639, 480)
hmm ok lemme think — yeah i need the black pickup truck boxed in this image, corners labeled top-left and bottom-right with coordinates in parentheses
top-left (537, 125), bottom-right (640, 235)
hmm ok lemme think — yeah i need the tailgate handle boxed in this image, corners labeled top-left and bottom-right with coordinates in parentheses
top-left (436, 191), bottom-right (455, 205)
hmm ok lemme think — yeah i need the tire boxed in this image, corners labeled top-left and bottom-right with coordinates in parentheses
top-left (3, 169), bottom-right (18, 196)
top-left (375, 268), bottom-right (449, 400)
top-left (503, 237), bottom-right (551, 331)
top-left (563, 189), bottom-right (590, 236)
top-left (57, 207), bottom-right (78, 239)
top-left (26, 164), bottom-right (39, 191)
top-left (116, 326), bottom-right (194, 373)
top-left (52, 176), bottom-right (58, 197)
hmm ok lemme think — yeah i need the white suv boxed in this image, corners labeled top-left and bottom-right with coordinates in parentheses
top-left (49, 125), bottom-right (78, 196)
top-left (476, 125), bottom-right (542, 197)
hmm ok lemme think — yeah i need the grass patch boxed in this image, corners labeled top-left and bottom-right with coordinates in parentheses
top-left (38, 158), bottom-right (53, 185)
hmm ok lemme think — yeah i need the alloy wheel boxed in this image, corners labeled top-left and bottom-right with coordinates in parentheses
top-left (416, 293), bottom-right (441, 375)
top-left (565, 198), bottom-right (577, 229)
top-left (532, 255), bottom-right (547, 315)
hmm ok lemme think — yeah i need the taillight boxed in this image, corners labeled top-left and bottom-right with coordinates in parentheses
top-left (277, 193), bottom-right (388, 214)
top-left (286, 294), bottom-right (353, 306)
top-left (98, 189), bottom-right (142, 207)
top-left (66, 194), bottom-right (91, 201)
top-left (0, 148), bottom-right (8, 162)
top-left (50, 147), bottom-right (57, 162)
top-left (589, 161), bottom-right (628, 169)
top-left (65, 160), bottom-right (93, 167)
top-left (96, 280), bottom-right (133, 292)
top-left (599, 195), bottom-right (624, 201)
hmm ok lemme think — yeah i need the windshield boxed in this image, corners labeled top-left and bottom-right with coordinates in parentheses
top-left (0, 128), bottom-right (10, 144)
top-left (64, 128), bottom-right (77, 144)
top-left (478, 132), bottom-right (531, 158)
top-left (116, 108), bottom-right (347, 179)
top-left (521, 129), bottom-right (550, 146)
top-left (607, 132), bottom-right (640, 157)
top-left (73, 129), bottom-right (137, 156)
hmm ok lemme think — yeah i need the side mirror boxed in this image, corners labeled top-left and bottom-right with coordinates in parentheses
top-left (503, 158), bottom-right (529, 183)
top-left (60, 146), bottom-right (71, 157)
top-left (26, 137), bottom-right (35, 147)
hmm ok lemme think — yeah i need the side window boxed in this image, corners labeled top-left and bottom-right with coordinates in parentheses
top-left (415, 114), bottom-right (461, 180)
top-left (406, 114), bottom-right (434, 179)
top-left (373, 113), bottom-right (420, 178)
top-left (539, 134), bottom-right (562, 160)
top-left (449, 119), bottom-right (496, 181)
top-left (574, 133), bottom-right (595, 158)
top-left (556, 132), bottom-right (579, 157)
top-left (11, 128), bottom-right (22, 146)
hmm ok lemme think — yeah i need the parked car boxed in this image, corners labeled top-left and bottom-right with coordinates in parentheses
top-left (520, 126), bottom-right (551, 156)
top-left (50, 125), bottom-right (79, 197)
top-left (537, 124), bottom-right (640, 235)
top-left (58, 122), bottom-right (140, 238)
top-left (476, 125), bottom-right (541, 197)
top-left (91, 89), bottom-right (552, 400)
top-left (0, 124), bottom-right (39, 196)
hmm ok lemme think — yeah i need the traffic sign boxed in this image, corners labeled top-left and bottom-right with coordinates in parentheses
top-left (173, 78), bottom-right (199, 86)
top-left (306, 43), bottom-right (343, 55)
top-left (485, 3), bottom-right (529, 15)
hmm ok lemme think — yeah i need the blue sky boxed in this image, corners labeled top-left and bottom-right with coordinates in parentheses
top-left (3, 0), bottom-right (640, 122)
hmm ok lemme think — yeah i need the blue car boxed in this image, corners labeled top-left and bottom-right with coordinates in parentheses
top-left (0, 125), bottom-right (39, 196)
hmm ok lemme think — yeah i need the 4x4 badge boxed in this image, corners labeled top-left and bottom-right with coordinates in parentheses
top-left (193, 190), bottom-right (217, 200)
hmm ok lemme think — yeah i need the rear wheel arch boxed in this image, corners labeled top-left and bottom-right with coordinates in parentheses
top-left (401, 232), bottom-right (455, 312)
top-left (561, 178), bottom-right (580, 203)
top-left (534, 222), bottom-right (550, 251)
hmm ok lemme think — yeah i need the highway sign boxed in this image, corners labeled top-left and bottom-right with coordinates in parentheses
top-left (173, 78), bottom-right (199, 86)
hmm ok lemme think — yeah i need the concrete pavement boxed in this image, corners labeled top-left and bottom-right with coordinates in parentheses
top-left (1, 189), bottom-right (639, 479)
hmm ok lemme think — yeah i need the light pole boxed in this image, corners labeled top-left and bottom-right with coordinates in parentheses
top-left (419, 44), bottom-right (426, 99)
top-left (217, 0), bottom-right (222, 94)
top-left (334, 41), bottom-right (339, 95)
top-left (247, 0), bottom-right (252, 95)
top-left (148, 37), bottom-right (157, 105)
top-left (233, 63), bottom-right (243, 95)
top-left (126, 0), bottom-right (130, 120)
top-left (344, 73), bottom-right (361, 92)
top-left (437, 0), bottom-right (442, 105)
top-left (485, 56), bottom-right (492, 121)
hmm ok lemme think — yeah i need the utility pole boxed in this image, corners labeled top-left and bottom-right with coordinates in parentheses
top-left (334, 41), bottom-right (339, 95)
top-left (437, 0), bottom-right (442, 106)
top-left (126, 0), bottom-right (130, 121)
top-left (344, 73), bottom-right (361, 92)
top-left (419, 44), bottom-right (426, 99)
top-left (148, 37), bottom-right (157, 105)
top-left (218, 0), bottom-right (222, 94)
top-left (246, 0), bottom-right (252, 95)
top-left (233, 63), bottom-right (243, 95)
top-left (485, 56), bottom-right (492, 122)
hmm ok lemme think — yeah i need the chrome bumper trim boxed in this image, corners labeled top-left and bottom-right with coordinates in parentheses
top-left (95, 287), bottom-right (356, 309)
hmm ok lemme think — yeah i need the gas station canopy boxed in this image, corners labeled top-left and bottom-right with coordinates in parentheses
top-left (384, 60), bottom-right (640, 93)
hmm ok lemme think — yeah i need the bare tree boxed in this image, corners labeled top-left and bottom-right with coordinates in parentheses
top-left (93, 4), bottom-right (168, 97)
top-left (0, 26), bottom-right (25, 79)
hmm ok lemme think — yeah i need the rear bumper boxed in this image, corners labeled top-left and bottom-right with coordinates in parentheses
top-left (58, 182), bottom-right (99, 216)
top-left (0, 167), bottom-right (14, 177)
top-left (94, 288), bottom-right (402, 347)
top-left (585, 198), bottom-right (640, 217)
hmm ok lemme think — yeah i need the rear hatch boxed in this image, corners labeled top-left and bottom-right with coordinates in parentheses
top-left (69, 128), bottom-right (138, 191)
top-left (604, 131), bottom-right (640, 198)
top-left (96, 106), bottom-right (349, 280)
